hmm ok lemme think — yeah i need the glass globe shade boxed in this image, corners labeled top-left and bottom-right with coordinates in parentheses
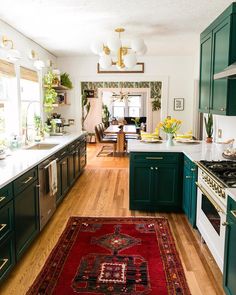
top-left (124, 53), bottom-right (137, 69)
top-left (137, 43), bottom-right (147, 56)
top-left (33, 59), bottom-right (45, 70)
top-left (99, 54), bottom-right (112, 69)
top-left (131, 38), bottom-right (145, 53)
top-left (91, 41), bottom-right (104, 55)
top-left (107, 37), bottom-right (121, 52)
top-left (7, 49), bottom-right (22, 61)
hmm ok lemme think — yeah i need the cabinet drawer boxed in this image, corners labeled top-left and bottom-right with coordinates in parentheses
top-left (130, 152), bottom-right (181, 163)
top-left (56, 147), bottom-right (68, 160)
top-left (0, 200), bottom-right (14, 242)
top-left (13, 167), bottom-right (38, 195)
top-left (227, 196), bottom-right (236, 220)
top-left (0, 183), bottom-right (13, 209)
top-left (0, 234), bottom-right (15, 283)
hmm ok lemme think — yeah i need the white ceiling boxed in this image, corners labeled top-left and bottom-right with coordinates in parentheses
top-left (0, 0), bottom-right (234, 57)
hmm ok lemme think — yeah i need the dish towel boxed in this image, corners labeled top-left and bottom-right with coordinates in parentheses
top-left (48, 159), bottom-right (58, 196)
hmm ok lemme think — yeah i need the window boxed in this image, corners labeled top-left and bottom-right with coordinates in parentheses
top-left (20, 67), bottom-right (40, 142)
top-left (0, 60), bottom-right (17, 138)
top-left (113, 100), bottom-right (125, 118)
top-left (128, 96), bottom-right (141, 117)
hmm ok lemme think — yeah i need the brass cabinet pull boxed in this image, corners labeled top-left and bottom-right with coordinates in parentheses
top-left (146, 157), bottom-right (163, 160)
top-left (222, 222), bottom-right (229, 226)
top-left (230, 210), bottom-right (236, 218)
top-left (0, 224), bottom-right (6, 232)
top-left (0, 196), bottom-right (6, 203)
top-left (220, 108), bottom-right (225, 111)
top-left (150, 167), bottom-right (154, 170)
top-left (186, 176), bottom-right (191, 179)
top-left (22, 176), bottom-right (33, 184)
top-left (62, 161), bottom-right (67, 165)
top-left (0, 259), bottom-right (8, 270)
top-left (191, 168), bottom-right (196, 172)
top-left (155, 167), bottom-right (158, 170)
top-left (195, 182), bottom-right (224, 213)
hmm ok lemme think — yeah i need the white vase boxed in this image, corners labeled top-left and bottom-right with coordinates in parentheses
top-left (166, 133), bottom-right (174, 147)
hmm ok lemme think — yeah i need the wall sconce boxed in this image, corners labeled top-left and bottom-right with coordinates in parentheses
top-left (29, 50), bottom-right (45, 70)
top-left (2, 36), bottom-right (22, 62)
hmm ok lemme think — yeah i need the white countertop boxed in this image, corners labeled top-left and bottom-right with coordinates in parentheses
top-left (127, 140), bottom-right (227, 162)
top-left (0, 131), bottom-right (86, 189)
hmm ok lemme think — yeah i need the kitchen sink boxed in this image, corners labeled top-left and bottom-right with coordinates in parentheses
top-left (26, 143), bottom-right (59, 150)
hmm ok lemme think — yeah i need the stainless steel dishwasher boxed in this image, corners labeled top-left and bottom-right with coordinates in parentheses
top-left (38, 156), bottom-right (57, 230)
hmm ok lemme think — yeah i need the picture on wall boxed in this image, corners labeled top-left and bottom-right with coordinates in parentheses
top-left (174, 98), bottom-right (184, 111)
top-left (84, 89), bottom-right (95, 98)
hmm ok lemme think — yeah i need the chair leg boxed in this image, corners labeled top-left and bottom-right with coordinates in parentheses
top-left (113, 143), bottom-right (116, 155)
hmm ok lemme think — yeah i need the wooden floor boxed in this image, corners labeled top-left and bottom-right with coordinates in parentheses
top-left (0, 143), bottom-right (225, 295)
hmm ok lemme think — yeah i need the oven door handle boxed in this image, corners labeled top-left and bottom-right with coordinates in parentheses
top-left (195, 182), bottom-right (224, 214)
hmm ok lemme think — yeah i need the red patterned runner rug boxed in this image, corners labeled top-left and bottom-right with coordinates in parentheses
top-left (27, 217), bottom-right (191, 295)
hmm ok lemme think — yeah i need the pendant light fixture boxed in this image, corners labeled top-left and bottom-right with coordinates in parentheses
top-left (91, 28), bottom-right (147, 70)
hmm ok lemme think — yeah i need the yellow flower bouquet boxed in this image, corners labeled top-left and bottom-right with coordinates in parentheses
top-left (158, 117), bottom-right (182, 134)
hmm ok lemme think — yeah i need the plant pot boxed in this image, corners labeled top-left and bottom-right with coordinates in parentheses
top-left (206, 137), bottom-right (213, 143)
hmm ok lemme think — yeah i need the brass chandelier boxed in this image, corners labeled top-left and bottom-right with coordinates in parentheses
top-left (91, 28), bottom-right (147, 70)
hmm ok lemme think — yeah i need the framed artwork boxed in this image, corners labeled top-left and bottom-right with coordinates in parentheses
top-left (97, 62), bottom-right (144, 74)
top-left (84, 89), bottom-right (95, 98)
top-left (174, 98), bottom-right (184, 111)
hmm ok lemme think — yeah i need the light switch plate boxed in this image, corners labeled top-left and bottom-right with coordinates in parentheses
top-left (218, 129), bottom-right (222, 138)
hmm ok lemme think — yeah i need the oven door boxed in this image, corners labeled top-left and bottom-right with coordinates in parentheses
top-left (196, 182), bottom-right (226, 272)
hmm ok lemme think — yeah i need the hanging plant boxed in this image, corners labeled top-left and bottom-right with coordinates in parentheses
top-left (43, 70), bottom-right (58, 113)
top-left (60, 72), bottom-right (73, 89)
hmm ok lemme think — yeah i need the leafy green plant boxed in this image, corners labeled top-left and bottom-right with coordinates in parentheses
top-left (102, 104), bottom-right (110, 128)
top-left (60, 72), bottom-right (73, 89)
top-left (151, 97), bottom-right (161, 111)
top-left (204, 113), bottom-right (213, 138)
top-left (43, 70), bottom-right (58, 113)
top-left (81, 91), bottom-right (91, 130)
top-left (131, 117), bottom-right (140, 127)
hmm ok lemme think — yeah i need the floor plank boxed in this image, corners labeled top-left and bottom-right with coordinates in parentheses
top-left (0, 143), bottom-right (225, 294)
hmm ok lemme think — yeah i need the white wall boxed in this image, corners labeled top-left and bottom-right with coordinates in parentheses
top-left (0, 20), bottom-right (57, 135)
top-left (213, 115), bottom-right (236, 144)
top-left (57, 55), bottom-right (198, 134)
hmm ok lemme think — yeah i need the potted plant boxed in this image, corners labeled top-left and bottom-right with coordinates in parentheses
top-left (60, 72), bottom-right (73, 89)
top-left (102, 104), bottom-right (110, 128)
top-left (204, 113), bottom-right (213, 143)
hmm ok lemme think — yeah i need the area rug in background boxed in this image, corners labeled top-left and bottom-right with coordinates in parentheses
top-left (27, 217), bottom-right (191, 295)
top-left (97, 145), bottom-right (114, 157)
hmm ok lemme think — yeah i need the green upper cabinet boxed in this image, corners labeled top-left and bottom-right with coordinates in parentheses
top-left (199, 3), bottom-right (236, 115)
top-left (199, 33), bottom-right (212, 112)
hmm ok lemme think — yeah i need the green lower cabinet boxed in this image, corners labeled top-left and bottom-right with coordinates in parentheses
top-left (0, 234), bottom-right (15, 284)
top-left (14, 180), bottom-right (39, 260)
top-left (223, 197), bottom-right (236, 295)
top-left (182, 156), bottom-right (197, 227)
top-left (129, 152), bottom-right (183, 211)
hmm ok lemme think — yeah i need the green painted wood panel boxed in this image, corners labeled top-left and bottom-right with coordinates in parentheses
top-left (14, 180), bottom-right (39, 260)
top-left (211, 17), bottom-right (230, 114)
top-left (0, 200), bottom-right (14, 243)
top-left (0, 234), bottom-right (15, 284)
top-left (199, 33), bottom-right (212, 112)
top-left (224, 200), bottom-right (236, 295)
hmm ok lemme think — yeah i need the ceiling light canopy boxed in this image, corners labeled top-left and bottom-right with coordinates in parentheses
top-left (1, 36), bottom-right (22, 62)
top-left (91, 28), bottom-right (147, 70)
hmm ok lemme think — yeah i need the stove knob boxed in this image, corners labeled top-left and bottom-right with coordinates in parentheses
top-left (222, 191), bottom-right (226, 198)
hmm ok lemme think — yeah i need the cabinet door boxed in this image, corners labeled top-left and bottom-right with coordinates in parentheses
top-left (182, 165), bottom-right (191, 218)
top-left (60, 156), bottom-right (69, 197)
top-left (74, 147), bottom-right (80, 177)
top-left (211, 17), bottom-right (230, 114)
top-left (130, 162), bottom-right (154, 210)
top-left (0, 234), bottom-right (15, 284)
top-left (190, 168), bottom-right (198, 227)
top-left (223, 215), bottom-right (236, 295)
top-left (199, 32), bottom-right (212, 112)
top-left (14, 180), bottom-right (39, 260)
top-left (68, 151), bottom-right (75, 185)
top-left (153, 163), bottom-right (181, 209)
